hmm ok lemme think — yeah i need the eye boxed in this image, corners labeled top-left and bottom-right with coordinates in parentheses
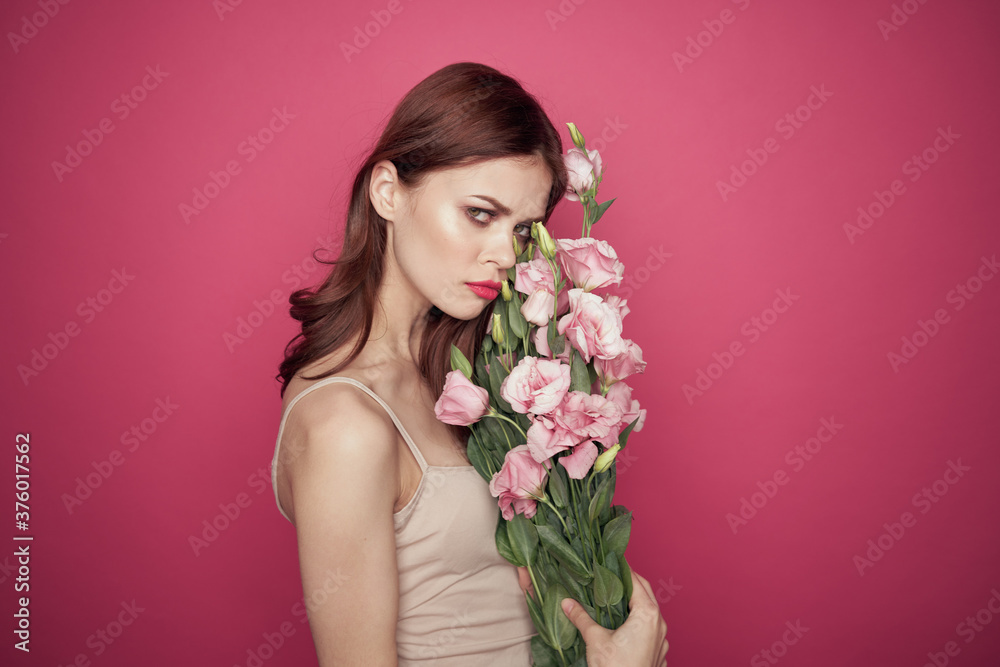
top-left (466, 207), bottom-right (495, 224)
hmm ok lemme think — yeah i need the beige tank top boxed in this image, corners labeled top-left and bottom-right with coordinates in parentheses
top-left (271, 376), bottom-right (535, 665)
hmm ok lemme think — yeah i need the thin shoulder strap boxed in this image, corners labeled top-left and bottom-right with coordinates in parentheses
top-left (271, 378), bottom-right (428, 507)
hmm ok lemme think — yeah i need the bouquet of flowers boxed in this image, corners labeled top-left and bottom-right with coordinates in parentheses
top-left (433, 123), bottom-right (648, 666)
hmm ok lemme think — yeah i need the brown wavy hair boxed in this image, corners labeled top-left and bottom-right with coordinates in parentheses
top-left (276, 62), bottom-right (568, 445)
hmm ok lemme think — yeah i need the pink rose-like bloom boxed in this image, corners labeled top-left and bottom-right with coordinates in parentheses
top-left (552, 390), bottom-right (624, 443)
top-left (597, 381), bottom-right (647, 448)
top-left (520, 289), bottom-right (555, 327)
top-left (556, 238), bottom-right (624, 292)
top-left (514, 254), bottom-right (556, 295)
top-left (595, 338), bottom-right (647, 385)
top-left (556, 289), bottom-right (626, 363)
top-left (525, 413), bottom-right (582, 463)
top-left (500, 356), bottom-right (571, 416)
top-left (559, 440), bottom-right (600, 480)
top-left (603, 294), bottom-right (631, 321)
top-left (433, 370), bottom-right (491, 426)
top-left (489, 444), bottom-right (550, 520)
top-left (563, 147), bottom-right (603, 201)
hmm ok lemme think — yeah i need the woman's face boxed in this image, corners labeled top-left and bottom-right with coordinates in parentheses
top-left (383, 155), bottom-right (554, 320)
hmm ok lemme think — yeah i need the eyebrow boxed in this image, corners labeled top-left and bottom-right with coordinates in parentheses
top-left (469, 195), bottom-right (544, 224)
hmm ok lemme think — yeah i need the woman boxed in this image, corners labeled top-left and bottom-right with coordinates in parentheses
top-left (270, 61), bottom-right (668, 666)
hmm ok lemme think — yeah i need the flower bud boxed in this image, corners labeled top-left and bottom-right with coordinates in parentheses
top-left (593, 443), bottom-right (621, 474)
top-left (491, 313), bottom-right (504, 345)
top-left (533, 221), bottom-right (557, 261)
top-left (567, 122), bottom-right (586, 150)
top-left (501, 280), bottom-right (512, 302)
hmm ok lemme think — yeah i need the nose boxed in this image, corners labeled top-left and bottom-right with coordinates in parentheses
top-left (485, 229), bottom-right (519, 274)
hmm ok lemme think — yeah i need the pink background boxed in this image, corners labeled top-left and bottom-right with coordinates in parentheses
top-left (2, 0), bottom-right (999, 665)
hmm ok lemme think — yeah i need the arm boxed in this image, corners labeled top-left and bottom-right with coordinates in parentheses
top-left (283, 385), bottom-right (402, 666)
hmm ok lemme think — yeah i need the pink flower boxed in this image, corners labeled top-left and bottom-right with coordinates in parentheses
top-left (552, 390), bottom-right (624, 443)
top-left (556, 238), bottom-right (624, 292)
top-left (525, 413), bottom-right (582, 463)
top-left (556, 289), bottom-right (626, 363)
top-left (489, 445), bottom-right (550, 520)
top-left (559, 440), bottom-right (600, 480)
top-left (500, 356), bottom-right (571, 416)
top-left (514, 253), bottom-right (557, 295)
top-left (564, 147), bottom-right (603, 201)
top-left (520, 289), bottom-right (555, 327)
top-left (433, 370), bottom-right (491, 426)
top-left (597, 382), bottom-right (646, 447)
top-left (602, 294), bottom-right (630, 321)
top-left (595, 338), bottom-right (647, 385)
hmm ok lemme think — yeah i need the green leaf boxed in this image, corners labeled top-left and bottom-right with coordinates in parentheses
top-left (602, 511), bottom-right (632, 559)
top-left (537, 525), bottom-right (592, 582)
top-left (547, 462), bottom-right (569, 508)
top-left (618, 413), bottom-right (641, 449)
top-left (547, 324), bottom-right (566, 356)
top-left (508, 297), bottom-right (528, 340)
top-left (525, 591), bottom-right (552, 648)
top-left (449, 344), bottom-right (473, 379)
top-left (495, 511), bottom-right (523, 567)
top-left (593, 561), bottom-right (624, 608)
top-left (488, 357), bottom-right (513, 413)
top-left (557, 562), bottom-right (591, 605)
top-left (569, 347), bottom-right (592, 393)
top-left (507, 514), bottom-right (539, 566)
top-left (482, 333), bottom-right (493, 355)
top-left (543, 583), bottom-right (579, 651)
top-left (466, 431), bottom-right (494, 483)
top-left (591, 197), bottom-right (616, 226)
top-left (617, 553), bottom-right (633, 608)
top-left (588, 476), bottom-right (612, 525)
top-left (530, 634), bottom-right (560, 666)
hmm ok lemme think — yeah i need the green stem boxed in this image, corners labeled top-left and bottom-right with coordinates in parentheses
top-left (538, 495), bottom-right (570, 535)
top-left (488, 410), bottom-right (527, 442)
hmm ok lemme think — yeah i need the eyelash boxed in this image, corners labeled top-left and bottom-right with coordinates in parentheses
top-left (466, 207), bottom-right (533, 239)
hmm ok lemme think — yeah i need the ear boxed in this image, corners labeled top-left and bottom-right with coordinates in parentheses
top-left (370, 159), bottom-right (403, 221)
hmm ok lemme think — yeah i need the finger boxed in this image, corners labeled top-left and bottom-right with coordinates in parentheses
top-left (561, 598), bottom-right (604, 643)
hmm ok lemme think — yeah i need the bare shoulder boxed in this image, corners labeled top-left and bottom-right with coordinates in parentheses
top-left (276, 378), bottom-right (400, 524)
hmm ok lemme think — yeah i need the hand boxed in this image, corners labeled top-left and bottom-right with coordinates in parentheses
top-left (560, 568), bottom-right (668, 667)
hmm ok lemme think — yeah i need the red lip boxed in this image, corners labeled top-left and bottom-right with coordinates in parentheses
top-left (467, 280), bottom-right (502, 291)
top-left (466, 281), bottom-right (501, 299)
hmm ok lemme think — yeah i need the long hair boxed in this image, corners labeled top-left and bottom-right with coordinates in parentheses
top-left (276, 61), bottom-right (568, 445)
